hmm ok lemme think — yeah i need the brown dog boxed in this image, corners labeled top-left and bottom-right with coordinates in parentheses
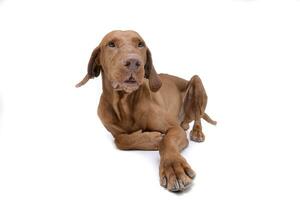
top-left (76, 30), bottom-right (216, 192)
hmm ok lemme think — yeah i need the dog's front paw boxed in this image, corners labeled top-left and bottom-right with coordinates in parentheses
top-left (143, 131), bottom-right (164, 150)
top-left (159, 155), bottom-right (196, 192)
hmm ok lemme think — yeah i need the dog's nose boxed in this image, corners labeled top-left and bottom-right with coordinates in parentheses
top-left (124, 58), bottom-right (141, 70)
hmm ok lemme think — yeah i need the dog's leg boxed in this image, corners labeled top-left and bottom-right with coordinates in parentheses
top-left (159, 126), bottom-right (195, 192)
top-left (114, 130), bottom-right (164, 150)
top-left (182, 75), bottom-right (216, 142)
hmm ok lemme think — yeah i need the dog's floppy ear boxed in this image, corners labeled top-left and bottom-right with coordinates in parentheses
top-left (144, 48), bottom-right (162, 92)
top-left (75, 46), bottom-right (101, 88)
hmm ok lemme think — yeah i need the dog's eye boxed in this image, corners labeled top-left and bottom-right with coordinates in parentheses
top-left (108, 41), bottom-right (116, 48)
top-left (138, 41), bottom-right (145, 48)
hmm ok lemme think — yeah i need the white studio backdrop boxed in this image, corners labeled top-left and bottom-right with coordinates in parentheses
top-left (0, 0), bottom-right (300, 199)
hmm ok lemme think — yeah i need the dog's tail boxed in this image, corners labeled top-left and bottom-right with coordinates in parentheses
top-left (203, 113), bottom-right (217, 125)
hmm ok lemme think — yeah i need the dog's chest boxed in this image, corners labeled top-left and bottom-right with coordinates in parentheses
top-left (99, 93), bottom-right (168, 134)
top-left (121, 102), bottom-right (168, 133)
top-left (113, 107), bottom-right (141, 131)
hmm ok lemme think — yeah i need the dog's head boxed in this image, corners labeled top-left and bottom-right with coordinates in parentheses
top-left (76, 30), bottom-right (162, 93)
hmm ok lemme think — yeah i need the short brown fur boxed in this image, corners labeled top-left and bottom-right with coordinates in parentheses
top-left (76, 30), bottom-right (216, 192)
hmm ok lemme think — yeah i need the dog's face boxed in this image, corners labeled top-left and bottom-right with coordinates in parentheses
top-left (100, 31), bottom-right (147, 93)
top-left (76, 30), bottom-right (162, 93)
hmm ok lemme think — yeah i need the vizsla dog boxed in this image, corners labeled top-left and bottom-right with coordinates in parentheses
top-left (76, 30), bottom-right (216, 192)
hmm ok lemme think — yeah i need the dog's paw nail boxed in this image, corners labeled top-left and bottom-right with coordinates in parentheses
top-left (186, 169), bottom-right (196, 179)
top-left (160, 176), bottom-right (167, 187)
top-left (178, 179), bottom-right (185, 190)
top-left (184, 180), bottom-right (192, 188)
top-left (171, 180), bottom-right (180, 192)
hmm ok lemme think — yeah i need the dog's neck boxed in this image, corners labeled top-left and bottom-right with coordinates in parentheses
top-left (101, 74), bottom-right (151, 121)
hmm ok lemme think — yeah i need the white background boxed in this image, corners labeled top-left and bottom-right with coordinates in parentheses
top-left (1, 0), bottom-right (300, 199)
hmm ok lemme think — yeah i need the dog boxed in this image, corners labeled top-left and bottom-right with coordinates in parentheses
top-left (76, 30), bottom-right (216, 192)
